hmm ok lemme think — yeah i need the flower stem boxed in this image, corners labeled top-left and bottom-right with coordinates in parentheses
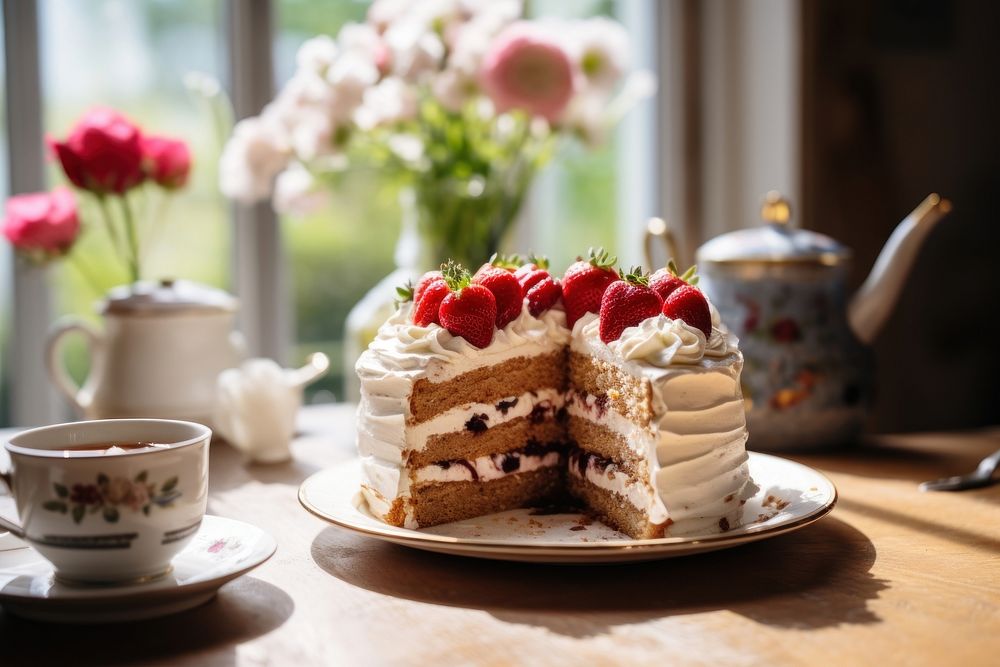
top-left (118, 193), bottom-right (141, 283)
top-left (68, 251), bottom-right (106, 297)
top-left (95, 194), bottom-right (125, 261)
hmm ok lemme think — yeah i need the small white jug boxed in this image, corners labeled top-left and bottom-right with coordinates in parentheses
top-left (213, 353), bottom-right (329, 463)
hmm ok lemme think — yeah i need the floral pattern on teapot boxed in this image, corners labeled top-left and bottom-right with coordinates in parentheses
top-left (702, 272), bottom-right (873, 449)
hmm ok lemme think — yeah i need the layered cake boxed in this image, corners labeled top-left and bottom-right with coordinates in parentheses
top-left (356, 254), bottom-right (755, 538)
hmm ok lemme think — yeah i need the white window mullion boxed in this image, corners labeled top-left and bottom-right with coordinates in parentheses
top-left (616, 0), bottom-right (664, 267)
top-left (3, 0), bottom-right (62, 427)
top-left (224, 0), bottom-right (290, 364)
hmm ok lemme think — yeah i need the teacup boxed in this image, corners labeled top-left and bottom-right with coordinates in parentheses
top-left (0, 419), bottom-right (210, 585)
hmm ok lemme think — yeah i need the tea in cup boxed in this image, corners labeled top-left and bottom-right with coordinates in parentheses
top-left (0, 419), bottom-right (210, 585)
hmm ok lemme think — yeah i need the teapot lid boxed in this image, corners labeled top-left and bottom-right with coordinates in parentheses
top-left (101, 279), bottom-right (238, 316)
top-left (696, 192), bottom-right (852, 266)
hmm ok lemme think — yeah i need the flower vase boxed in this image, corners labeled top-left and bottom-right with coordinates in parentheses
top-left (342, 178), bottom-right (530, 402)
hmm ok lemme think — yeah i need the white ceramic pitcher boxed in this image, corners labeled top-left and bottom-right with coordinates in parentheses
top-left (46, 280), bottom-right (246, 425)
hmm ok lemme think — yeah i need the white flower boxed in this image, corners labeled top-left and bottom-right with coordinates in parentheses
top-left (338, 22), bottom-right (390, 73)
top-left (432, 67), bottom-right (478, 112)
top-left (384, 22), bottom-right (444, 82)
top-left (296, 35), bottom-right (338, 75)
top-left (289, 108), bottom-right (338, 161)
top-left (367, 0), bottom-right (415, 33)
top-left (326, 49), bottom-right (381, 118)
top-left (387, 133), bottom-right (425, 166)
top-left (568, 17), bottom-right (629, 91)
top-left (271, 71), bottom-right (334, 126)
top-left (273, 163), bottom-right (331, 216)
top-left (561, 91), bottom-right (609, 146)
top-left (354, 77), bottom-right (417, 131)
top-left (219, 116), bottom-right (290, 203)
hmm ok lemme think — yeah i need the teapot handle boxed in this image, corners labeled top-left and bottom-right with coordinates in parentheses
top-left (45, 316), bottom-right (102, 415)
top-left (644, 217), bottom-right (683, 269)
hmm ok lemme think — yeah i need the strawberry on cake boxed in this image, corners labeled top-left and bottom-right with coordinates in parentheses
top-left (356, 250), bottom-right (756, 538)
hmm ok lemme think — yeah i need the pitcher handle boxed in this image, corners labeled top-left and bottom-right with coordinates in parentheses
top-left (45, 317), bottom-right (101, 415)
top-left (644, 217), bottom-right (682, 269)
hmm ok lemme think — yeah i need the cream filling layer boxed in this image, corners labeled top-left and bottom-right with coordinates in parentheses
top-left (414, 450), bottom-right (562, 484)
top-left (404, 388), bottom-right (565, 452)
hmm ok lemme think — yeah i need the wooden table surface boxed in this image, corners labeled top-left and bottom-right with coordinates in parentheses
top-left (0, 404), bottom-right (998, 666)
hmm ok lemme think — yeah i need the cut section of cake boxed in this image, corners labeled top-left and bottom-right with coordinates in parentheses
top-left (566, 311), bottom-right (754, 538)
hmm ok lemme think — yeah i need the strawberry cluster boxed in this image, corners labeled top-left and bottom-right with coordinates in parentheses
top-left (401, 254), bottom-right (563, 349)
top-left (397, 250), bottom-right (712, 349)
top-left (599, 261), bottom-right (712, 343)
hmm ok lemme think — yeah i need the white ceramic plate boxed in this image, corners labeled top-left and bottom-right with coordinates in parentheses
top-left (299, 452), bottom-right (837, 563)
top-left (0, 515), bottom-right (276, 623)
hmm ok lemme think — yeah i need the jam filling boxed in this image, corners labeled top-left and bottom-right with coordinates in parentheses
top-left (495, 398), bottom-right (519, 415)
top-left (464, 413), bottom-right (489, 433)
top-left (568, 447), bottom-right (617, 477)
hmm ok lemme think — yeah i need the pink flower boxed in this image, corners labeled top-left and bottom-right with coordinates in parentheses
top-left (50, 108), bottom-right (146, 194)
top-left (480, 23), bottom-right (576, 122)
top-left (142, 135), bottom-right (192, 189)
top-left (2, 187), bottom-right (79, 255)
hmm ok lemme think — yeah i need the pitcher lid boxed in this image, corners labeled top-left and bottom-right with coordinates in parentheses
top-left (101, 279), bottom-right (238, 315)
top-left (696, 192), bottom-right (852, 266)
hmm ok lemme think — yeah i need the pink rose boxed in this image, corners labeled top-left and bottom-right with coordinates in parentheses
top-left (480, 23), bottom-right (575, 122)
top-left (50, 108), bottom-right (146, 194)
top-left (2, 187), bottom-right (79, 255)
top-left (142, 135), bottom-right (192, 189)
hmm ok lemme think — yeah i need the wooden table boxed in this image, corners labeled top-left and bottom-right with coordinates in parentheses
top-left (1, 405), bottom-right (998, 666)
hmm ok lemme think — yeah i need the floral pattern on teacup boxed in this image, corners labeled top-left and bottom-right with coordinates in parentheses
top-left (43, 471), bottom-right (181, 524)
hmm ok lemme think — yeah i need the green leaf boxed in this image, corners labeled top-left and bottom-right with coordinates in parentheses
top-left (53, 483), bottom-right (68, 498)
top-left (161, 477), bottom-right (178, 493)
top-left (97, 473), bottom-right (109, 486)
top-left (135, 471), bottom-right (148, 483)
top-left (42, 500), bottom-right (67, 513)
top-left (395, 282), bottom-right (414, 302)
top-left (103, 507), bottom-right (120, 523)
top-left (72, 505), bottom-right (85, 524)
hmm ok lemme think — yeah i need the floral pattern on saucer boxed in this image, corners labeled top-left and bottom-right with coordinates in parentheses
top-left (43, 472), bottom-right (182, 524)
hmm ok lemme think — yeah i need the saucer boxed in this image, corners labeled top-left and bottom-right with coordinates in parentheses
top-left (0, 515), bottom-right (276, 623)
top-left (299, 452), bottom-right (837, 563)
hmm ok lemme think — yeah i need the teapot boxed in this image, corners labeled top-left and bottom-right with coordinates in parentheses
top-left (646, 192), bottom-right (951, 450)
top-left (45, 279), bottom-right (246, 426)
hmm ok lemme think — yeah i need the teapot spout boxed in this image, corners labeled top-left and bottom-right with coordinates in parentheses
top-left (848, 194), bottom-right (951, 345)
top-left (286, 352), bottom-right (330, 390)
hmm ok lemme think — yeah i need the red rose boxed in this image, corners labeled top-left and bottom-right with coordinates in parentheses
top-left (141, 135), bottom-right (192, 189)
top-left (51, 108), bottom-right (145, 194)
top-left (2, 187), bottom-right (79, 255)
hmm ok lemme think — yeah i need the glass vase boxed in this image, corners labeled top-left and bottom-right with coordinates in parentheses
top-left (342, 176), bottom-right (531, 402)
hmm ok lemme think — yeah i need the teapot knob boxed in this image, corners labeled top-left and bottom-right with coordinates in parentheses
top-left (761, 191), bottom-right (792, 226)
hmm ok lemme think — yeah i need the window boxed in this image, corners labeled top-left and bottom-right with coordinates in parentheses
top-left (1, 0), bottom-right (659, 424)
top-left (39, 0), bottom-right (230, 388)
